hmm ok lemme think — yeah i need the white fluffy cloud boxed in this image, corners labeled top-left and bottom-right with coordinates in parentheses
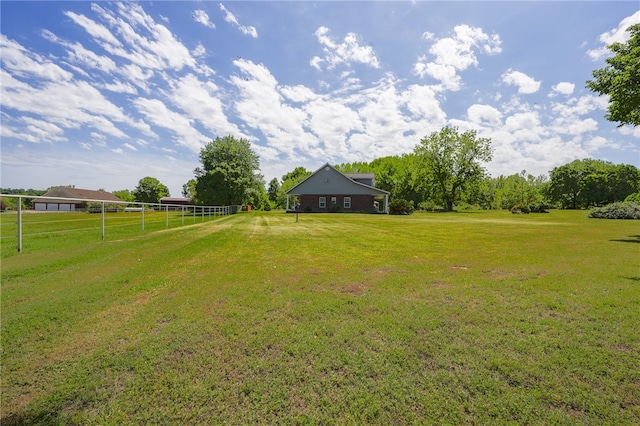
top-left (168, 74), bottom-right (246, 140)
top-left (133, 97), bottom-right (209, 152)
top-left (588, 10), bottom-right (640, 60)
top-left (219, 3), bottom-right (257, 38)
top-left (550, 82), bottom-right (575, 96)
top-left (413, 24), bottom-right (502, 91)
top-left (467, 104), bottom-right (503, 126)
top-left (193, 10), bottom-right (216, 30)
top-left (502, 69), bottom-right (541, 94)
top-left (310, 26), bottom-right (380, 71)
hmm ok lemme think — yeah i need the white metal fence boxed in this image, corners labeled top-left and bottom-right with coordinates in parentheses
top-left (1, 194), bottom-right (240, 253)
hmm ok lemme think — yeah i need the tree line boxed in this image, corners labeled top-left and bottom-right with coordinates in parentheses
top-left (2, 131), bottom-right (638, 213)
top-left (265, 142), bottom-right (639, 213)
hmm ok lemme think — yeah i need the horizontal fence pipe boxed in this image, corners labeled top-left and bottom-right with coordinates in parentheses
top-left (1, 194), bottom-right (234, 253)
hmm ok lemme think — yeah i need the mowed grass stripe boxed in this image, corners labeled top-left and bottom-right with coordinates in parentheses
top-left (1, 211), bottom-right (639, 424)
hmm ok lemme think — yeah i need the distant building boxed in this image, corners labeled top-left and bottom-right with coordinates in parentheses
top-left (160, 197), bottom-right (192, 210)
top-left (31, 187), bottom-right (123, 211)
top-left (285, 163), bottom-right (389, 213)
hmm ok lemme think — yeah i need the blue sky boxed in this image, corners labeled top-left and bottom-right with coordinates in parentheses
top-left (1, 1), bottom-right (639, 197)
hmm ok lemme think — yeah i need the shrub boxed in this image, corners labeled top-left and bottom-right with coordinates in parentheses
top-left (511, 202), bottom-right (549, 214)
top-left (511, 204), bottom-right (530, 214)
top-left (456, 202), bottom-right (484, 211)
top-left (418, 201), bottom-right (444, 212)
top-left (528, 202), bottom-right (550, 213)
top-left (389, 199), bottom-right (414, 215)
top-left (589, 202), bottom-right (640, 219)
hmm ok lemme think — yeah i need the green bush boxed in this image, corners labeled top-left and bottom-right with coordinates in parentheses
top-left (418, 200), bottom-right (444, 212)
top-left (510, 204), bottom-right (530, 214)
top-left (511, 202), bottom-right (549, 214)
top-left (528, 202), bottom-right (550, 213)
top-left (589, 202), bottom-right (640, 219)
top-left (389, 199), bottom-right (414, 215)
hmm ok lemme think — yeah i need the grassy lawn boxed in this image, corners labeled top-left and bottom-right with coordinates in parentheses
top-left (1, 210), bottom-right (639, 424)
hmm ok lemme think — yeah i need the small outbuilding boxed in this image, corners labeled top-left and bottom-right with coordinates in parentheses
top-left (160, 197), bottom-right (191, 210)
top-left (285, 163), bottom-right (389, 213)
top-left (31, 187), bottom-right (123, 211)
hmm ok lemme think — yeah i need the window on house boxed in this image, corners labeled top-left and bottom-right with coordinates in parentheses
top-left (344, 197), bottom-right (351, 209)
top-left (319, 197), bottom-right (326, 208)
top-left (331, 197), bottom-right (337, 204)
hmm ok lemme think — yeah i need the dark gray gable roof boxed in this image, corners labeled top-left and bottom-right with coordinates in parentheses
top-left (286, 163), bottom-right (389, 196)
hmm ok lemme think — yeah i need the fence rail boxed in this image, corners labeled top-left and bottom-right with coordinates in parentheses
top-left (1, 194), bottom-right (239, 253)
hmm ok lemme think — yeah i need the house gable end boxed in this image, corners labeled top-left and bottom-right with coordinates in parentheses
top-left (286, 164), bottom-right (388, 196)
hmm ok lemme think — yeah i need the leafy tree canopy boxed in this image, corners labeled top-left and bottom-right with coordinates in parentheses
top-left (112, 189), bottom-right (135, 203)
top-left (133, 176), bottom-right (170, 203)
top-left (549, 159), bottom-right (639, 209)
top-left (587, 23), bottom-right (640, 127)
top-left (267, 178), bottom-right (280, 203)
top-left (271, 167), bottom-right (312, 208)
top-left (193, 135), bottom-right (262, 206)
top-left (182, 179), bottom-right (196, 199)
top-left (413, 126), bottom-right (493, 211)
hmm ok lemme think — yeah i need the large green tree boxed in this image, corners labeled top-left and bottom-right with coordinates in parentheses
top-left (587, 23), bottom-right (640, 127)
top-left (182, 179), bottom-right (197, 199)
top-left (490, 171), bottom-right (549, 210)
top-left (193, 135), bottom-right (262, 206)
top-left (267, 178), bottom-right (280, 207)
top-left (414, 126), bottom-right (493, 211)
top-left (132, 177), bottom-right (169, 203)
top-left (549, 159), bottom-right (639, 209)
top-left (112, 189), bottom-right (135, 203)
top-left (369, 155), bottom-right (423, 206)
top-left (606, 163), bottom-right (640, 204)
top-left (274, 167), bottom-right (312, 208)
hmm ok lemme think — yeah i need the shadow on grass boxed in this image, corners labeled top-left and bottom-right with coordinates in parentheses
top-left (419, 210), bottom-right (485, 214)
top-left (2, 411), bottom-right (53, 426)
top-left (610, 234), bottom-right (640, 244)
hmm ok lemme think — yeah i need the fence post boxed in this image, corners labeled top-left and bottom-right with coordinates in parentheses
top-left (182, 206), bottom-right (185, 225)
top-left (141, 205), bottom-right (145, 231)
top-left (17, 196), bottom-right (22, 253)
top-left (101, 202), bottom-right (105, 240)
top-left (166, 205), bottom-right (169, 228)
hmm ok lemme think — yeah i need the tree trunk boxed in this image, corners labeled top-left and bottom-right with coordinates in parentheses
top-left (446, 200), bottom-right (454, 211)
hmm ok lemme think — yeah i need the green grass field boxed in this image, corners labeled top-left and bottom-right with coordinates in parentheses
top-left (1, 210), bottom-right (639, 424)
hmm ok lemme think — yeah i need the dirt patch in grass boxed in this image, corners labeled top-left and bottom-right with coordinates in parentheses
top-left (431, 280), bottom-right (451, 289)
top-left (340, 282), bottom-right (370, 295)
